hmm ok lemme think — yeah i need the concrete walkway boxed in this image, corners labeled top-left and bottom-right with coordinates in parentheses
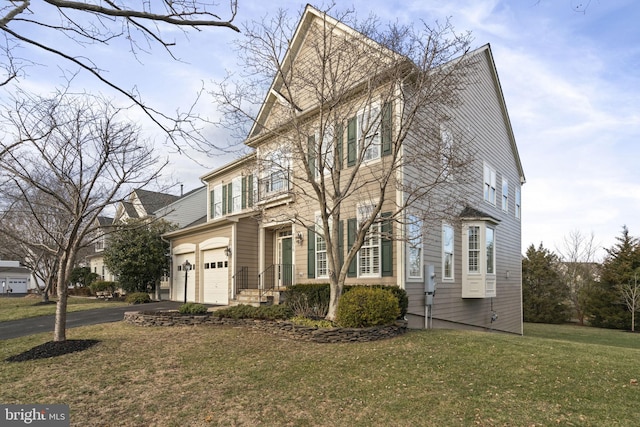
top-left (0, 301), bottom-right (185, 340)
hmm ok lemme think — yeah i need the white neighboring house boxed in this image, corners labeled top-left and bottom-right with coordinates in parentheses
top-left (0, 260), bottom-right (34, 294)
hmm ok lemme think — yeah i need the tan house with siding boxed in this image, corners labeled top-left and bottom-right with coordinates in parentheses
top-left (165, 5), bottom-right (525, 334)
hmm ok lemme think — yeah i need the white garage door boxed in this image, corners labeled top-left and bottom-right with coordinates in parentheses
top-left (8, 278), bottom-right (28, 293)
top-left (174, 253), bottom-right (196, 302)
top-left (202, 249), bottom-right (229, 305)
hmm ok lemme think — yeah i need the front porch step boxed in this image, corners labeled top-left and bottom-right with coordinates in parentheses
top-left (231, 288), bottom-right (288, 307)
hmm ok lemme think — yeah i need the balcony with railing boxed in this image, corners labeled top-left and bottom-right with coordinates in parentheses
top-left (257, 169), bottom-right (292, 204)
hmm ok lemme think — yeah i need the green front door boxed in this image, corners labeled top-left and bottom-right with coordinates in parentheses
top-left (277, 231), bottom-right (293, 286)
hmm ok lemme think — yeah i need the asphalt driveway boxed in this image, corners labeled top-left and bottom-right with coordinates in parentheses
top-left (0, 301), bottom-right (184, 340)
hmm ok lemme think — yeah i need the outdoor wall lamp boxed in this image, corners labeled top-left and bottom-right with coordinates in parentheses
top-left (505, 270), bottom-right (511, 279)
top-left (295, 232), bottom-right (304, 246)
top-left (182, 260), bottom-right (191, 304)
top-left (224, 246), bottom-right (232, 257)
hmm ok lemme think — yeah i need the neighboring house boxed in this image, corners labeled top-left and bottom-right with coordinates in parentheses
top-left (0, 260), bottom-right (32, 294)
top-left (86, 188), bottom-right (204, 290)
top-left (164, 6), bottom-right (525, 334)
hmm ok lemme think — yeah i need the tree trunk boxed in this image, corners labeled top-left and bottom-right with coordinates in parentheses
top-left (326, 275), bottom-right (343, 321)
top-left (54, 283), bottom-right (68, 341)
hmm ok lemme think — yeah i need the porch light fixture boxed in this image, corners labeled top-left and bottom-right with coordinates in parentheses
top-left (295, 232), bottom-right (304, 246)
top-left (182, 260), bottom-right (191, 304)
top-left (224, 246), bottom-right (232, 257)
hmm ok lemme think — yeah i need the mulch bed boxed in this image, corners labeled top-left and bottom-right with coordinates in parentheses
top-left (5, 339), bottom-right (100, 362)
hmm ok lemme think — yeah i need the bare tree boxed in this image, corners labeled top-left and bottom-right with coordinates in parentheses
top-left (0, 199), bottom-right (60, 301)
top-left (617, 269), bottom-right (640, 332)
top-left (213, 6), bottom-right (476, 320)
top-left (0, 89), bottom-right (166, 341)
top-left (0, 1), bottom-right (239, 150)
top-left (556, 230), bottom-right (599, 325)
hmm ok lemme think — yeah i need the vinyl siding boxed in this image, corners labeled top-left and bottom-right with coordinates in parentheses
top-left (403, 49), bottom-right (523, 335)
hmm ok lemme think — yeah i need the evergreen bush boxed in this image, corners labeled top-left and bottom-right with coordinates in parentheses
top-left (283, 283), bottom-right (330, 318)
top-left (179, 303), bottom-right (208, 315)
top-left (336, 287), bottom-right (400, 328)
top-left (125, 292), bottom-right (151, 304)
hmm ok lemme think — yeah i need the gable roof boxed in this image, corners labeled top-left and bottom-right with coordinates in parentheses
top-left (134, 189), bottom-right (180, 214)
top-left (247, 4), bottom-right (401, 143)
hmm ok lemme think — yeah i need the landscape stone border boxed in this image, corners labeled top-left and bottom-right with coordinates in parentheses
top-left (123, 311), bottom-right (407, 343)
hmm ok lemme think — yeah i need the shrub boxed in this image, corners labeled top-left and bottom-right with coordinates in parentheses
top-left (214, 304), bottom-right (293, 321)
top-left (90, 281), bottom-right (116, 294)
top-left (289, 316), bottom-right (335, 328)
top-left (283, 283), bottom-right (330, 318)
top-left (336, 287), bottom-right (400, 328)
top-left (344, 285), bottom-right (408, 319)
top-left (125, 292), bottom-right (151, 304)
top-left (179, 303), bottom-right (208, 315)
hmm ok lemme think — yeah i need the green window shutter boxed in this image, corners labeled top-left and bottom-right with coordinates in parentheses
top-left (347, 116), bottom-right (357, 167)
top-left (241, 176), bottom-right (247, 209)
top-left (347, 218), bottom-right (357, 277)
top-left (248, 174), bottom-right (253, 207)
top-left (336, 123), bottom-right (344, 170)
top-left (308, 134), bottom-right (316, 177)
top-left (221, 185), bottom-right (227, 215)
top-left (210, 189), bottom-right (215, 219)
top-left (381, 212), bottom-right (393, 277)
top-left (382, 101), bottom-right (393, 156)
top-left (227, 183), bottom-right (233, 214)
top-left (307, 227), bottom-right (316, 278)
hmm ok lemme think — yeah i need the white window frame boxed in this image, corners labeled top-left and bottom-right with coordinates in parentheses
top-left (442, 224), bottom-right (455, 281)
top-left (502, 178), bottom-right (508, 212)
top-left (315, 127), bottom-right (335, 179)
top-left (407, 215), bottom-right (423, 280)
top-left (515, 186), bottom-right (521, 219)
top-left (357, 103), bottom-right (381, 163)
top-left (212, 184), bottom-right (222, 218)
top-left (263, 148), bottom-right (290, 194)
top-left (467, 225), bottom-right (480, 274)
top-left (484, 163), bottom-right (497, 205)
top-left (232, 177), bottom-right (242, 213)
top-left (462, 221), bottom-right (497, 298)
top-left (315, 213), bottom-right (330, 279)
top-left (357, 203), bottom-right (381, 278)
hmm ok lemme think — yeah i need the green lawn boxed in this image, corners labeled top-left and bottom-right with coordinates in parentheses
top-left (1, 322), bottom-right (639, 426)
top-left (0, 296), bottom-right (129, 322)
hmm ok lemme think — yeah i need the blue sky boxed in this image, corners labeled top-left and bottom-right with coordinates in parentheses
top-left (4, 1), bottom-right (640, 259)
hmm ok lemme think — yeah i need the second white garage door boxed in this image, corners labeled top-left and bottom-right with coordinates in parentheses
top-left (202, 249), bottom-right (229, 305)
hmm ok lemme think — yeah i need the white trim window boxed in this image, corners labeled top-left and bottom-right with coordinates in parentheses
top-left (502, 178), bottom-right (508, 212)
top-left (358, 103), bottom-right (381, 163)
top-left (467, 225), bottom-right (480, 273)
top-left (212, 184), bottom-right (222, 218)
top-left (263, 148), bottom-right (290, 194)
top-left (442, 224), bottom-right (454, 281)
top-left (462, 221), bottom-right (497, 298)
top-left (486, 226), bottom-right (495, 274)
top-left (515, 186), bottom-right (521, 219)
top-left (484, 163), bottom-right (496, 205)
top-left (407, 215), bottom-right (423, 279)
top-left (315, 214), bottom-right (330, 278)
top-left (358, 204), bottom-right (380, 277)
top-left (316, 127), bottom-right (335, 179)
top-left (232, 177), bottom-right (242, 213)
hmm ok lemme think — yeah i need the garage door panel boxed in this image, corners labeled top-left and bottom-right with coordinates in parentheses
top-left (203, 249), bottom-right (228, 305)
top-left (174, 253), bottom-right (196, 302)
